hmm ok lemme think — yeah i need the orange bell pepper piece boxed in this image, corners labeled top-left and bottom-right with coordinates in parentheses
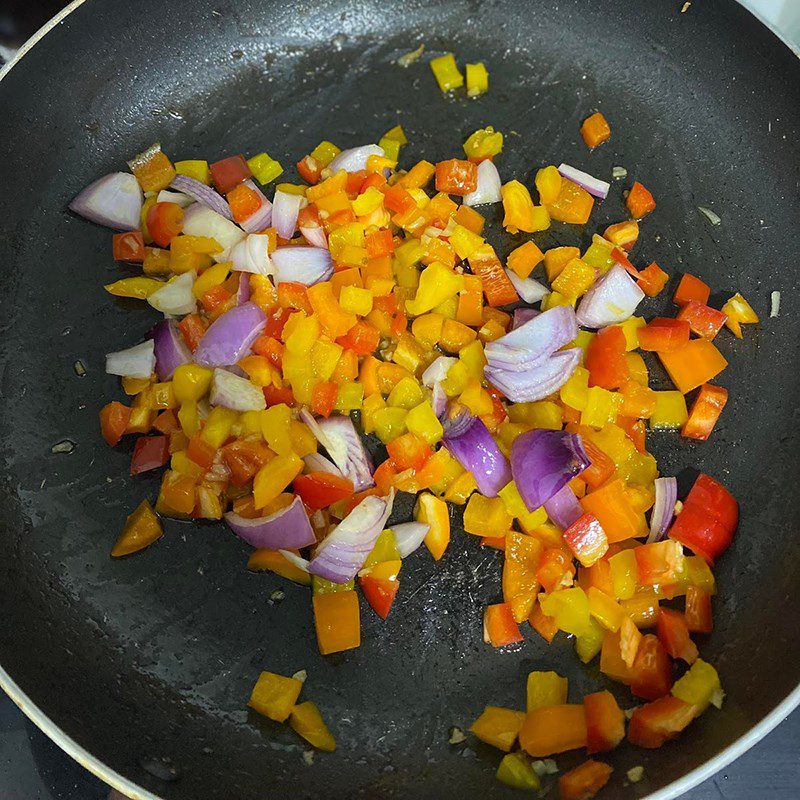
top-left (580, 479), bottom-right (646, 543)
top-left (453, 204), bottom-right (485, 234)
top-left (547, 179), bottom-right (594, 224)
top-left (627, 695), bottom-right (696, 748)
top-left (313, 590), bottom-right (361, 655)
top-left (684, 586), bottom-right (713, 634)
top-left (585, 326), bottom-right (629, 390)
top-left (484, 602), bottom-right (524, 647)
top-left (673, 273), bottom-right (710, 306)
top-left (519, 705), bottom-right (587, 757)
top-left (434, 159), bottom-right (477, 196)
top-left (603, 220), bottom-right (639, 251)
top-left (100, 401), bottom-right (133, 446)
top-left (637, 262), bottom-right (669, 297)
top-left (416, 492), bottom-right (450, 560)
top-left (559, 760), bottom-right (613, 800)
top-left (584, 690), bottom-right (625, 754)
top-left (580, 112), bottom-right (611, 149)
top-left (111, 499), bottom-right (163, 557)
top-left (626, 181), bottom-right (656, 219)
top-left (578, 557), bottom-right (614, 597)
top-left (470, 706), bottom-right (527, 752)
top-left (682, 383), bottom-right (728, 440)
top-left (248, 671), bottom-right (303, 723)
top-left (457, 275), bottom-right (484, 326)
top-left (507, 240), bottom-right (544, 279)
top-left (676, 300), bottom-right (728, 340)
top-left (247, 548), bottom-right (312, 585)
top-left (630, 634), bottom-right (673, 700)
top-left (502, 532), bottom-right (545, 622)
top-left (637, 317), bottom-right (691, 352)
top-left (277, 281), bottom-right (313, 314)
top-left (307, 282), bottom-right (356, 339)
top-left (469, 244), bottom-right (519, 307)
top-left (657, 608), bottom-right (699, 664)
top-left (398, 159), bottom-right (436, 189)
top-left (658, 339), bottom-right (728, 394)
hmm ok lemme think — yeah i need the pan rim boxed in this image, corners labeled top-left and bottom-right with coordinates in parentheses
top-left (1, 0), bottom-right (798, 798)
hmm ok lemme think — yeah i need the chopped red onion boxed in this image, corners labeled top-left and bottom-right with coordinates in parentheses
top-left (422, 355), bottom-right (457, 387)
top-left (442, 404), bottom-right (511, 498)
top-left (485, 306), bottom-right (578, 371)
top-left (147, 270), bottom-right (197, 316)
top-left (391, 522), bottom-right (430, 558)
top-left (431, 381), bottom-right (447, 418)
top-left (328, 144), bottom-right (385, 174)
top-left (299, 410), bottom-right (375, 491)
top-left (544, 484), bottom-right (584, 530)
top-left (156, 189), bottom-right (194, 208)
top-left (69, 172), bottom-right (143, 230)
top-left (511, 429), bottom-right (590, 512)
top-left (485, 348), bottom-right (582, 403)
top-left (463, 159), bottom-right (502, 206)
top-left (308, 492), bottom-right (394, 583)
top-left (148, 319), bottom-right (191, 380)
top-left (512, 307), bottom-right (539, 329)
top-left (272, 190), bottom-right (304, 239)
top-left (271, 246), bottom-right (333, 286)
top-left (576, 264), bottom-right (644, 328)
top-left (193, 302), bottom-right (267, 367)
top-left (229, 234), bottom-right (273, 276)
top-left (236, 272), bottom-right (251, 305)
top-left (225, 496), bottom-right (316, 549)
top-left (209, 368), bottom-right (266, 411)
top-left (182, 204), bottom-right (245, 261)
top-left (238, 179), bottom-right (273, 233)
top-left (647, 477), bottom-right (678, 543)
top-left (301, 223), bottom-right (328, 249)
top-left (105, 339), bottom-right (156, 379)
top-left (505, 269), bottom-right (548, 304)
top-left (170, 174), bottom-right (233, 220)
top-left (303, 452), bottom-right (344, 477)
top-left (557, 164), bottom-right (610, 200)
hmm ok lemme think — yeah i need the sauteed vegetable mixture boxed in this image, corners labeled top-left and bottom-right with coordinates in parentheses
top-left (71, 70), bottom-right (759, 793)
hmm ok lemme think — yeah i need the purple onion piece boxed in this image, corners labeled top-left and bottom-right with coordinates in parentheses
top-left (193, 302), bottom-right (267, 367)
top-left (69, 172), bottom-right (143, 230)
top-left (272, 190), bottom-right (303, 239)
top-left (512, 307), bottom-right (540, 329)
top-left (463, 159), bottom-right (502, 207)
top-left (576, 264), bottom-right (644, 328)
top-left (647, 477), bottom-right (678, 543)
top-left (557, 164), bottom-right (610, 199)
top-left (485, 348), bottom-right (581, 403)
top-left (328, 144), bottom-right (384, 174)
top-left (225, 496), bottom-right (316, 550)
top-left (442, 405), bottom-right (511, 498)
top-left (505, 270), bottom-right (548, 304)
top-left (148, 319), bottom-right (191, 381)
top-left (170, 174), bottom-right (233, 220)
top-left (301, 224), bottom-right (328, 249)
top-left (238, 179), bottom-right (273, 233)
top-left (105, 339), bottom-right (156, 379)
top-left (544, 484), bottom-right (584, 530)
top-left (511, 429), bottom-right (590, 512)
top-left (391, 522), bottom-right (430, 558)
top-left (236, 272), bottom-right (251, 305)
top-left (303, 452), bottom-right (344, 477)
top-left (209, 368), bottom-right (266, 411)
top-left (271, 246), bottom-right (333, 286)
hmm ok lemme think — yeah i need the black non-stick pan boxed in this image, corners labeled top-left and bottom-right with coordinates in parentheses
top-left (1, 0), bottom-right (798, 797)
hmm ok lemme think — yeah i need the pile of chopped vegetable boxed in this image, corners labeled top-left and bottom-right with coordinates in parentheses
top-left (71, 102), bottom-right (758, 791)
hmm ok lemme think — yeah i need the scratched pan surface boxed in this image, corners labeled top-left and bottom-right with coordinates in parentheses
top-left (0, 0), bottom-right (799, 798)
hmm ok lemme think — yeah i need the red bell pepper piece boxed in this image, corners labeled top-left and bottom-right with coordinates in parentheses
top-left (336, 320), bottom-right (381, 356)
top-left (656, 608), bottom-right (698, 664)
top-left (636, 262), bottom-right (669, 297)
top-left (112, 230), bottom-right (145, 262)
top-left (210, 155), bottom-right (252, 194)
top-left (637, 317), bottom-right (690, 353)
top-left (386, 432), bottom-right (431, 472)
top-left (360, 576), bottom-right (399, 620)
top-left (627, 695), bottom-right (696, 748)
top-left (200, 285), bottom-right (233, 314)
top-left (558, 760), bottom-right (613, 800)
top-left (626, 181), bottom-right (656, 219)
top-left (684, 586), bottom-right (713, 634)
top-left (629, 634), bottom-right (673, 701)
top-left (100, 401), bottom-right (132, 446)
top-left (673, 273), bottom-right (710, 306)
top-left (297, 155), bottom-right (322, 185)
top-left (294, 472), bottom-right (354, 510)
top-left (435, 159), bottom-right (478, 196)
top-left (146, 202), bottom-right (184, 248)
top-left (222, 440), bottom-right (273, 487)
top-left (681, 384), bottom-right (728, 441)
top-left (130, 435), bottom-right (170, 475)
top-left (277, 282), bottom-right (313, 314)
top-left (227, 183), bottom-right (262, 223)
top-left (611, 247), bottom-right (639, 279)
top-left (263, 384), bottom-right (296, 407)
top-left (187, 434), bottom-right (217, 470)
top-left (563, 514), bottom-right (608, 568)
top-left (178, 313), bottom-right (208, 351)
top-left (585, 326), bottom-right (629, 389)
top-left (252, 335), bottom-right (285, 369)
top-left (618, 416), bottom-right (646, 452)
top-left (676, 300), bottom-right (727, 339)
top-left (263, 308), bottom-right (293, 340)
top-left (310, 381), bottom-right (338, 418)
top-left (583, 690), bottom-right (625, 754)
top-left (153, 409), bottom-right (180, 435)
top-left (668, 473), bottom-right (738, 563)
top-left (372, 460), bottom-right (398, 493)
top-left (483, 602), bottom-right (524, 647)
top-left (536, 548), bottom-right (575, 593)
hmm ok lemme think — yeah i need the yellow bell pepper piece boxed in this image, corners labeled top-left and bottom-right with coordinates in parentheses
top-left (433, 295), bottom-right (459, 320)
top-left (177, 401), bottom-right (199, 437)
top-left (289, 701), bottom-right (337, 752)
top-left (334, 382), bottom-right (364, 412)
top-left (463, 494), bottom-right (512, 538)
top-left (238, 409), bottom-right (263, 439)
top-left (586, 587), bottom-right (624, 632)
top-left (672, 659), bottom-right (723, 715)
top-left (508, 400), bottom-right (562, 430)
top-left (411, 313), bottom-right (444, 348)
top-left (416, 492), bottom-right (450, 560)
top-left (248, 671), bottom-right (303, 722)
top-left (175, 159), bottom-right (211, 185)
top-left (581, 234), bottom-right (616, 274)
top-left (649, 391), bottom-right (689, 430)
top-left (261, 404), bottom-right (293, 455)
top-left (392, 335), bottom-right (430, 374)
top-left (430, 53), bottom-right (464, 92)
top-left (615, 316), bottom-right (646, 350)
top-left (465, 62), bottom-right (489, 97)
top-left (459, 340), bottom-right (487, 379)
top-left (626, 351), bottom-right (649, 385)
top-left (534, 166), bottom-right (562, 205)
top-left (551, 258), bottom-right (596, 300)
top-left (104, 277), bottom-right (164, 299)
top-left (151, 382), bottom-right (177, 409)
top-left (575, 617), bottom-right (605, 663)
top-left (543, 245), bottom-right (580, 282)
top-left (559, 366), bottom-right (590, 411)
top-left (581, 387), bottom-right (623, 428)
top-left (721, 292), bottom-right (759, 338)
top-left (470, 706), bottom-right (526, 752)
top-left (309, 140), bottom-right (341, 168)
top-left (539, 587), bottom-right (591, 637)
top-left (372, 407), bottom-right (408, 443)
top-left (406, 262), bottom-right (464, 316)
top-left (443, 470), bottom-right (477, 505)
top-left (253, 451), bottom-right (302, 509)
top-left (339, 285), bottom-right (374, 316)
top-left (247, 152), bottom-right (284, 185)
top-left (497, 481), bottom-right (547, 532)
top-left (284, 314), bottom-right (320, 356)
top-left (463, 127), bottom-right (504, 160)
top-left (289, 420), bottom-right (317, 457)
top-left (609, 549), bottom-right (638, 600)
top-left (361, 393), bottom-right (386, 435)
top-left (311, 339), bottom-right (344, 381)
top-left (526, 671), bottom-right (568, 712)
top-left (441, 359), bottom-right (470, 397)
top-left (170, 450), bottom-right (204, 479)
top-left (387, 376), bottom-right (425, 409)
top-left (192, 260), bottom-right (230, 299)
top-left (405, 400), bottom-right (444, 445)
top-left (449, 224), bottom-right (485, 260)
top-left (122, 375), bottom-right (152, 395)
top-left (352, 186), bottom-right (385, 217)
top-left (200, 406), bottom-right (238, 448)
top-left (501, 180), bottom-right (550, 234)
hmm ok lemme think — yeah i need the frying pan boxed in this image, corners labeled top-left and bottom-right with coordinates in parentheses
top-left (1, 0), bottom-right (799, 798)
